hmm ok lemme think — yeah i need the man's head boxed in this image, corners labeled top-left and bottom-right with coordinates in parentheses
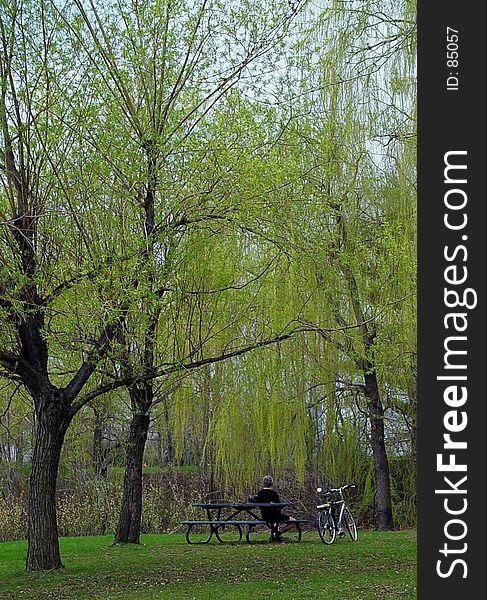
top-left (263, 475), bottom-right (273, 488)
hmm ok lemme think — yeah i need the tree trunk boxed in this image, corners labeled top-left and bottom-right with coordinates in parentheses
top-left (113, 161), bottom-right (156, 545)
top-left (364, 371), bottom-right (394, 531)
top-left (93, 410), bottom-right (110, 478)
top-left (26, 391), bottom-right (70, 571)
top-left (114, 407), bottom-right (150, 544)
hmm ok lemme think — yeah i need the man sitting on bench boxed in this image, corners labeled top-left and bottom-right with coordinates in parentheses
top-left (250, 475), bottom-right (296, 542)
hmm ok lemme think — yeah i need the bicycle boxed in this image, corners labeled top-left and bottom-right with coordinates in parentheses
top-left (316, 483), bottom-right (358, 544)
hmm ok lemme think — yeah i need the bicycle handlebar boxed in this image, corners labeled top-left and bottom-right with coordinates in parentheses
top-left (317, 484), bottom-right (356, 495)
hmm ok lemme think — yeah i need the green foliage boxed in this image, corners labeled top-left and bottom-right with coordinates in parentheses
top-left (319, 423), bottom-right (369, 489)
top-left (389, 456), bottom-right (417, 529)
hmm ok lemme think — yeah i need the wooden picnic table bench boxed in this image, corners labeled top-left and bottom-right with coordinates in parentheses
top-left (180, 502), bottom-right (308, 544)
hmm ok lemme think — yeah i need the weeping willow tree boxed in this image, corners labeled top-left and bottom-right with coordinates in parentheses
top-left (159, 163), bottom-right (321, 492)
top-left (168, 342), bottom-right (313, 496)
top-left (210, 341), bottom-right (313, 492)
top-left (156, 2), bottom-right (416, 530)
top-left (279, 0), bottom-right (417, 529)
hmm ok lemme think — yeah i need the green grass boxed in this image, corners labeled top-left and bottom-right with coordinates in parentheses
top-left (0, 530), bottom-right (416, 599)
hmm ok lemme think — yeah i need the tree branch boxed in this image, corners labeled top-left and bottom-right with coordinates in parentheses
top-left (0, 349), bottom-right (50, 396)
top-left (63, 313), bottom-right (125, 403)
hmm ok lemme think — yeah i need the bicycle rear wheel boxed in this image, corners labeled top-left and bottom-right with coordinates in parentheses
top-left (317, 510), bottom-right (336, 544)
top-left (343, 507), bottom-right (358, 541)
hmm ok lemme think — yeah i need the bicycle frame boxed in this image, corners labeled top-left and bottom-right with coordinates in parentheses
top-left (318, 494), bottom-right (345, 531)
top-left (332, 497), bottom-right (346, 531)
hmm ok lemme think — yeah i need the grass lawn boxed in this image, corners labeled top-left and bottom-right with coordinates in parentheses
top-left (0, 530), bottom-right (416, 599)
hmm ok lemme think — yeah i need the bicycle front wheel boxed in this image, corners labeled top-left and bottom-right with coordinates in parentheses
top-left (318, 510), bottom-right (336, 544)
top-left (343, 507), bottom-right (358, 541)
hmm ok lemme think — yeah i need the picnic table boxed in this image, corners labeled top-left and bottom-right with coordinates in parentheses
top-left (180, 501), bottom-right (307, 544)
